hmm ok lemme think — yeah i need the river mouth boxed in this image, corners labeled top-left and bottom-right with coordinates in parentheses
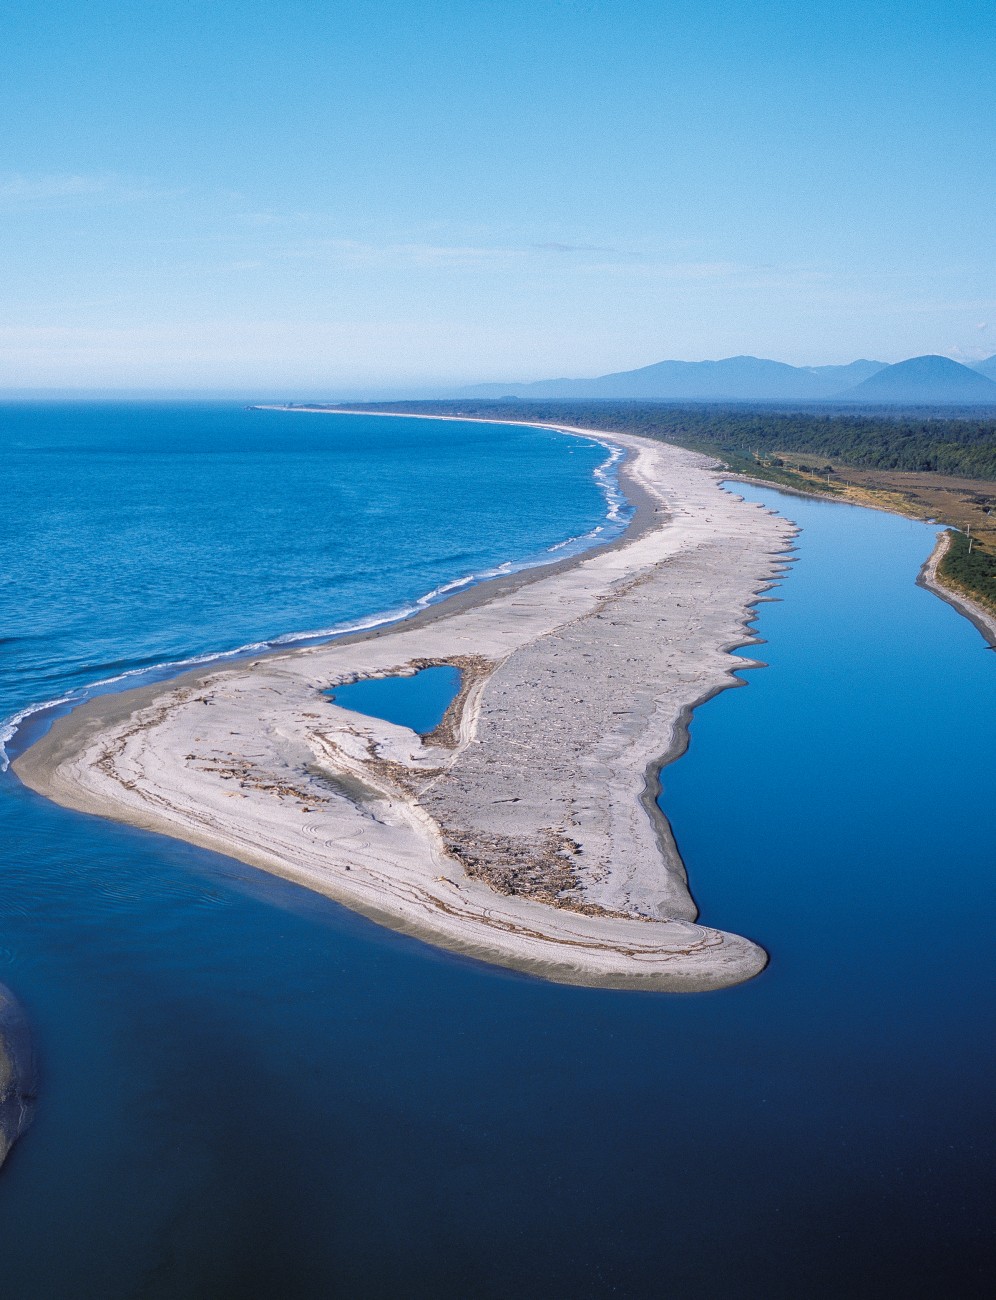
top-left (326, 664), bottom-right (463, 735)
top-left (3, 412), bottom-right (995, 1296)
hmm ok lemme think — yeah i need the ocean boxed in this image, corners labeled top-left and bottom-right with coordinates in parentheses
top-left (0, 404), bottom-right (994, 1297)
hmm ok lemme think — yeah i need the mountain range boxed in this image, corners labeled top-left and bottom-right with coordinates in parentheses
top-left (456, 353), bottom-right (996, 405)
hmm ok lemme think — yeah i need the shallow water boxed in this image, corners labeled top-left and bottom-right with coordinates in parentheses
top-left (328, 665), bottom-right (462, 735)
top-left (1, 413), bottom-right (994, 1297)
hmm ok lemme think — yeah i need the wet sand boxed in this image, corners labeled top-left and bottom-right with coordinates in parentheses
top-left (15, 428), bottom-right (796, 991)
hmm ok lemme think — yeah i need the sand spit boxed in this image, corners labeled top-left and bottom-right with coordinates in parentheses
top-left (15, 433), bottom-right (796, 991)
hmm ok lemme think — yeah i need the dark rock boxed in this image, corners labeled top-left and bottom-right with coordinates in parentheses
top-left (0, 983), bottom-right (36, 1170)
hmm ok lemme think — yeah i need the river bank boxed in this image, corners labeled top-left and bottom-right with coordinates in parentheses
top-left (916, 528), bottom-right (996, 647)
top-left (14, 429), bottom-right (794, 991)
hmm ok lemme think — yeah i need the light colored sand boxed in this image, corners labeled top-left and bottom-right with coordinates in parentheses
top-left (15, 432), bottom-right (796, 991)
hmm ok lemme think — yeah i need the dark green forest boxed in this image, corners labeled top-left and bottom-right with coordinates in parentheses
top-left (938, 530), bottom-right (996, 617)
top-left (350, 400), bottom-right (996, 480)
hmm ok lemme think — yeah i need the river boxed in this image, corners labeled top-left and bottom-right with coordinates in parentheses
top-left (0, 410), bottom-right (993, 1296)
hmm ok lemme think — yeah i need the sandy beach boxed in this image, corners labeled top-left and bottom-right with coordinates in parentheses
top-left (15, 427), bottom-right (796, 991)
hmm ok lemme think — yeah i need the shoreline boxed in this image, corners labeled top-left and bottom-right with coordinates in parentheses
top-left (0, 419), bottom-right (647, 773)
top-left (268, 409), bottom-right (995, 649)
top-left (15, 421), bottom-right (796, 992)
top-left (7, 437), bottom-right (660, 771)
top-left (916, 529), bottom-right (996, 649)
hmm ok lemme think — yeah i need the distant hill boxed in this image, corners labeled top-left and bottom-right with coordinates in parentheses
top-left (457, 356), bottom-right (885, 402)
top-left (452, 353), bottom-right (996, 406)
top-left (839, 355), bottom-right (996, 405)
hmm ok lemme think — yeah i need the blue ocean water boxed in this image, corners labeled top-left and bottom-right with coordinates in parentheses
top-left (1, 403), bottom-right (625, 761)
top-left (328, 665), bottom-right (462, 735)
top-left (1, 409), bottom-right (994, 1297)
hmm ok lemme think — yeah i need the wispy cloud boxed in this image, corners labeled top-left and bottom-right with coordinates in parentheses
top-left (270, 238), bottom-right (533, 269)
top-left (948, 343), bottom-right (993, 363)
top-left (235, 210), bottom-right (317, 228)
top-left (258, 236), bottom-right (768, 281)
top-left (223, 211), bottom-right (774, 280)
top-left (532, 241), bottom-right (619, 254)
top-left (0, 172), bottom-right (181, 209)
top-left (904, 297), bottom-right (996, 317)
top-left (0, 174), bottom-right (109, 202)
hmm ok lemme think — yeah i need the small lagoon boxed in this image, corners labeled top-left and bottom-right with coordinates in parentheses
top-left (327, 664), bottom-right (461, 735)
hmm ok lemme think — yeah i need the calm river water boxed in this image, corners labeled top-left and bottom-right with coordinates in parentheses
top-left (1, 409), bottom-right (993, 1297)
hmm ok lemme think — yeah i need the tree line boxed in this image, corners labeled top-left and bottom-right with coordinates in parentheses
top-left (352, 400), bottom-right (996, 481)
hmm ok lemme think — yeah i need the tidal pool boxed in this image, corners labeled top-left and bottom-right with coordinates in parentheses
top-left (327, 664), bottom-right (462, 735)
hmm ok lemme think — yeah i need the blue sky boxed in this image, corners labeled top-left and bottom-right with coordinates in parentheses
top-left (2, 0), bottom-right (993, 389)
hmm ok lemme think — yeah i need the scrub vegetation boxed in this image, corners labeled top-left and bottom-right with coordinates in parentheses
top-left (937, 529), bottom-right (996, 618)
